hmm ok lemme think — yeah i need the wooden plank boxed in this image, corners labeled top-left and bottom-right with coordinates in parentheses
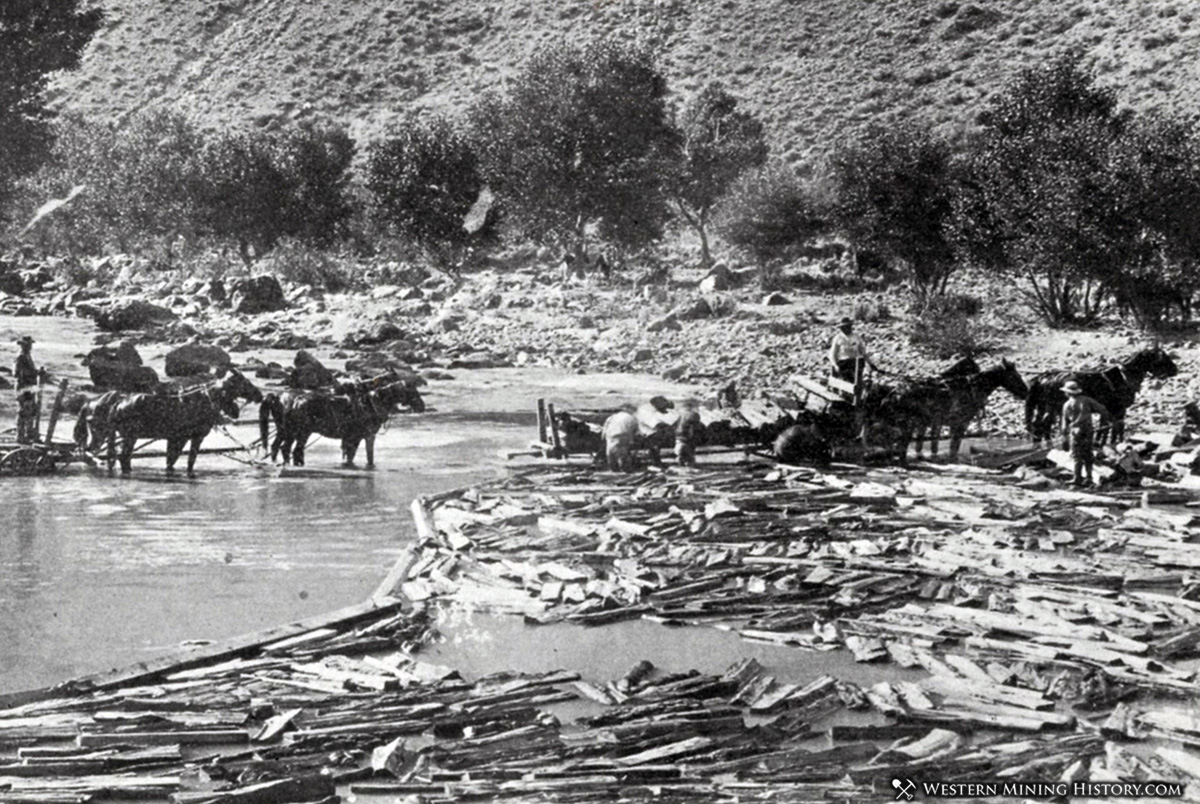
top-left (77, 730), bottom-right (248, 747)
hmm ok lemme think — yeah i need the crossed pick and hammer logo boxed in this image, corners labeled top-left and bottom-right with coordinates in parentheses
top-left (893, 778), bottom-right (916, 800)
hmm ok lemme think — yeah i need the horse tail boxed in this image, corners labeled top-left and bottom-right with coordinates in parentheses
top-left (1024, 382), bottom-right (1040, 437)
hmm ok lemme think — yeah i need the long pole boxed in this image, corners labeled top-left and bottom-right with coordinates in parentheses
top-left (44, 379), bottom-right (69, 443)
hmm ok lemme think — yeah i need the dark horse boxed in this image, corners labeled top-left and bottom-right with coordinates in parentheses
top-left (1025, 346), bottom-right (1178, 446)
top-left (104, 370), bottom-right (263, 477)
top-left (259, 380), bottom-right (425, 468)
top-left (859, 357), bottom-right (1025, 464)
top-left (74, 390), bottom-right (125, 453)
top-left (912, 359), bottom-right (1028, 459)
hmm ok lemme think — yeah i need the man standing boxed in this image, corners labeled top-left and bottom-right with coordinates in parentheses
top-left (14, 336), bottom-right (44, 444)
top-left (674, 401), bottom-right (702, 467)
top-left (828, 317), bottom-right (873, 384)
top-left (1060, 380), bottom-right (1110, 487)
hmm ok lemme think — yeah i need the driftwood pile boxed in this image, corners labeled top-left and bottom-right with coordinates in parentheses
top-left (4, 461), bottom-right (1200, 801)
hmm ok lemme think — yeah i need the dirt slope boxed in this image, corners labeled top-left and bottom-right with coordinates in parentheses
top-left (50, 0), bottom-right (1200, 161)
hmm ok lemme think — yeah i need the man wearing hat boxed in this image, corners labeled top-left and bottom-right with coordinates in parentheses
top-left (1060, 379), bottom-right (1111, 487)
top-left (828, 317), bottom-right (875, 384)
top-left (14, 335), bottom-right (45, 444)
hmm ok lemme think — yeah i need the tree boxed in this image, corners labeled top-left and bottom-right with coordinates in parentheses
top-left (714, 163), bottom-right (829, 266)
top-left (471, 37), bottom-right (678, 255)
top-left (952, 54), bottom-right (1131, 325)
top-left (830, 123), bottom-right (960, 298)
top-left (16, 111), bottom-right (205, 258)
top-left (671, 83), bottom-right (768, 267)
top-left (195, 123), bottom-right (355, 263)
top-left (366, 114), bottom-right (489, 259)
top-left (0, 1), bottom-right (103, 212)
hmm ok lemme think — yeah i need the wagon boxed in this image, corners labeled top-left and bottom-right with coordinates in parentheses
top-left (0, 439), bottom-right (84, 475)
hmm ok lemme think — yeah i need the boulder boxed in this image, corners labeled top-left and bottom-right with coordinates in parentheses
top-left (356, 321), bottom-right (405, 346)
top-left (671, 297), bottom-right (712, 321)
top-left (164, 342), bottom-right (232, 378)
top-left (763, 292), bottom-right (791, 306)
top-left (398, 287), bottom-right (424, 301)
top-left (207, 279), bottom-right (227, 304)
top-left (290, 350), bottom-right (335, 389)
top-left (84, 342), bottom-right (160, 392)
top-left (93, 299), bottom-right (178, 332)
top-left (646, 313), bottom-right (681, 333)
top-left (229, 275), bottom-right (287, 314)
top-left (254, 362), bottom-right (288, 380)
top-left (629, 347), bottom-right (654, 363)
top-left (698, 264), bottom-right (731, 293)
top-left (446, 352), bottom-right (514, 370)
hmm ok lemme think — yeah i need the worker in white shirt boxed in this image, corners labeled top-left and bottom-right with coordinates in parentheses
top-left (828, 317), bottom-right (876, 383)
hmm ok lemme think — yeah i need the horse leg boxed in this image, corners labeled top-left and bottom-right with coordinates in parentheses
top-left (365, 434), bottom-right (375, 469)
top-left (165, 438), bottom-right (183, 474)
top-left (342, 438), bottom-right (359, 467)
top-left (949, 425), bottom-right (965, 460)
top-left (186, 436), bottom-right (202, 478)
top-left (119, 437), bottom-right (134, 475)
top-left (293, 432), bottom-right (307, 467)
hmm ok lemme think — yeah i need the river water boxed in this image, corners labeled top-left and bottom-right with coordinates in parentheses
top-left (0, 314), bottom-right (726, 694)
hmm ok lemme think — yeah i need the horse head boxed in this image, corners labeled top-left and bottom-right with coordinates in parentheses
top-left (994, 358), bottom-right (1029, 400)
top-left (378, 380), bottom-right (426, 413)
top-left (223, 368), bottom-right (264, 405)
top-left (941, 355), bottom-right (981, 378)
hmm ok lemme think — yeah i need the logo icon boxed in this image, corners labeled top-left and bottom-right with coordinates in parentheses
top-left (893, 778), bottom-right (916, 801)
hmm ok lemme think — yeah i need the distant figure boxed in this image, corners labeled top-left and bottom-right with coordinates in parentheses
top-left (1184, 401), bottom-right (1200, 439)
top-left (774, 423), bottom-right (832, 466)
top-left (828, 317), bottom-right (875, 384)
top-left (14, 335), bottom-right (44, 444)
top-left (1060, 380), bottom-right (1111, 487)
top-left (674, 403), bottom-right (702, 466)
top-left (602, 410), bottom-right (639, 472)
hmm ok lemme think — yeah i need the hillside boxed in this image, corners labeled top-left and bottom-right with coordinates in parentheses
top-left (49, 0), bottom-right (1200, 164)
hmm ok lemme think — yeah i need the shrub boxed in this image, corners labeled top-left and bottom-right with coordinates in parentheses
top-left (259, 238), bottom-right (358, 292)
top-left (367, 114), bottom-right (491, 259)
top-left (909, 308), bottom-right (988, 359)
top-left (195, 123), bottom-right (356, 263)
top-left (853, 297), bottom-right (892, 322)
top-left (714, 163), bottom-right (830, 265)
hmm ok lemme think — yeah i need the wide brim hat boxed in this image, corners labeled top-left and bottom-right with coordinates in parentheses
top-left (839, 317), bottom-right (853, 326)
top-left (15, 336), bottom-right (34, 345)
top-left (1062, 380), bottom-right (1083, 395)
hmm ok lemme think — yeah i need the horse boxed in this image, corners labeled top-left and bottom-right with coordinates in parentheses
top-left (74, 390), bottom-right (125, 453)
top-left (104, 369), bottom-right (263, 477)
top-left (912, 359), bottom-right (1028, 460)
top-left (259, 380), bottom-right (425, 468)
top-left (1025, 346), bottom-right (1178, 446)
top-left (857, 356), bottom-right (982, 464)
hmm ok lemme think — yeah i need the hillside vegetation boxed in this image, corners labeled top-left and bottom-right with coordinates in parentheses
top-left (51, 0), bottom-right (1200, 162)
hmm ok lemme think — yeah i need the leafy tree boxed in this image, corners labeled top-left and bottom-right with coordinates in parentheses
top-left (952, 54), bottom-right (1131, 325)
top-left (16, 111), bottom-right (204, 258)
top-left (1105, 115), bottom-right (1200, 328)
top-left (671, 83), bottom-right (768, 267)
top-left (195, 123), bottom-right (355, 263)
top-left (714, 163), bottom-right (829, 266)
top-left (0, 1), bottom-right (103, 213)
top-left (830, 123), bottom-right (960, 298)
top-left (366, 114), bottom-right (488, 258)
top-left (471, 37), bottom-right (678, 255)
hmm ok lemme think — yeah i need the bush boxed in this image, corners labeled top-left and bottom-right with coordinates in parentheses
top-left (13, 111), bottom-right (205, 259)
top-left (853, 297), bottom-right (892, 322)
top-left (258, 238), bottom-right (358, 292)
top-left (908, 303), bottom-right (990, 358)
top-left (195, 123), bottom-right (356, 263)
top-left (366, 114), bottom-right (491, 259)
top-left (714, 163), bottom-right (829, 265)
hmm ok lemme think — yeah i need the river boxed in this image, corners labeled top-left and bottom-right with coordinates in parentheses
top-left (0, 314), bottom-right (724, 693)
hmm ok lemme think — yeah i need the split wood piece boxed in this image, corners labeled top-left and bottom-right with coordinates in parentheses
top-left (170, 776), bottom-right (334, 804)
top-left (76, 730), bottom-right (248, 747)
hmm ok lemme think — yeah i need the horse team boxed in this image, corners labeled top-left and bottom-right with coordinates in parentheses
top-left (68, 345), bottom-right (1179, 477)
top-left (74, 370), bottom-right (426, 477)
top-left (854, 346), bottom-right (1178, 465)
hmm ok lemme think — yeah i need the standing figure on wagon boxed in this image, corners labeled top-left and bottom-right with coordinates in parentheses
top-left (827, 317), bottom-right (877, 386)
top-left (14, 336), bottom-right (46, 444)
